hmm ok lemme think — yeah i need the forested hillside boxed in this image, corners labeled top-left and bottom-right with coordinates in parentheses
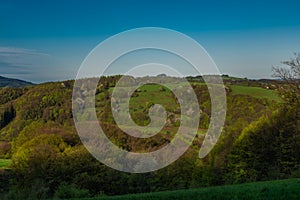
top-left (0, 75), bottom-right (299, 200)
top-left (0, 76), bottom-right (34, 88)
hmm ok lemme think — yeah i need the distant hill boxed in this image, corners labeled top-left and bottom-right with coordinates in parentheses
top-left (0, 76), bottom-right (34, 88)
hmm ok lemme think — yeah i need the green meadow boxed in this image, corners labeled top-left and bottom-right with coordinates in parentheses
top-left (230, 85), bottom-right (281, 102)
top-left (70, 179), bottom-right (300, 200)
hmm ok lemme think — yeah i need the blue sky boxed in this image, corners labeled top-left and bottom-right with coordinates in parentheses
top-left (1, 0), bottom-right (300, 82)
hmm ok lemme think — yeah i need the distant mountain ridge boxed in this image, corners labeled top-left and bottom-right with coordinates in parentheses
top-left (0, 76), bottom-right (34, 88)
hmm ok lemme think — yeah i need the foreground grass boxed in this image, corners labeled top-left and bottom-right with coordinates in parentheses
top-left (0, 159), bottom-right (11, 169)
top-left (230, 85), bottom-right (281, 102)
top-left (72, 179), bottom-right (300, 200)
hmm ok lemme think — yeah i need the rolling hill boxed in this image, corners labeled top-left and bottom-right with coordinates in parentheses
top-left (0, 76), bottom-right (34, 88)
top-left (1, 75), bottom-right (298, 200)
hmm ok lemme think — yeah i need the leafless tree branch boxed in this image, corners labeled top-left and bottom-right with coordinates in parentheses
top-left (272, 53), bottom-right (300, 96)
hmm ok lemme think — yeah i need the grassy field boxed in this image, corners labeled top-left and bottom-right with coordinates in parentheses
top-left (129, 84), bottom-right (179, 111)
top-left (71, 179), bottom-right (300, 200)
top-left (107, 81), bottom-right (281, 105)
top-left (0, 159), bottom-right (11, 169)
top-left (230, 85), bottom-right (281, 102)
top-left (112, 83), bottom-right (281, 102)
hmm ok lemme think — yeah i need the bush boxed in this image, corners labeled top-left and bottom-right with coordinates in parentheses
top-left (54, 182), bottom-right (91, 199)
top-left (5, 179), bottom-right (49, 200)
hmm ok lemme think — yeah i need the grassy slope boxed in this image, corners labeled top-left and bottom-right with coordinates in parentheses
top-left (230, 85), bottom-right (281, 102)
top-left (121, 83), bottom-right (280, 110)
top-left (131, 82), bottom-right (281, 102)
top-left (129, 84), bottom-right (178, 111)
top-left (74, 179), bottom-right (300, 200)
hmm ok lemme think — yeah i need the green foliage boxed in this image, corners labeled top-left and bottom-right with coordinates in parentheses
top-left (54, 182), bottom-right (91, 199)
top-left (0, 87), bottom-right (28, 104)
top-left (0, 159), bottom-right (11, 169)
top-left (13, 81), bottom-right (73, 124)
top-left (11, 134), bottom-right (69, 188)
top-left (0, 75), bottom-right (298, 198)
top-left (0, 169), bottom-right (11, 197)
top-left (11, 120), bottom-right (78, 153)
top-left (4, 179), bottom-right (49, 200)
top-left (227, 103), bottom-right (300, 183)
top-left (0, 104), bottom-right (16, 128)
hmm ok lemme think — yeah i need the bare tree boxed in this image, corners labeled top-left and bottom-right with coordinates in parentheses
top-left (273, 53), bottom-right (300, 99)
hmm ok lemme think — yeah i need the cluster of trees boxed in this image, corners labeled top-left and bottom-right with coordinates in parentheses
top-left (225, 53), bottom-right (300, 183)
top-left (0, 104), bottom-right (16, 129)
top-left (0, 55), bottom-right (299, 199)
top-left (0, 88), bottom-right (28, 105)
top-left (227, 104), bottom-right (300, 183)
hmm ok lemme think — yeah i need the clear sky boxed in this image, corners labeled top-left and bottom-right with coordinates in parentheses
top-left (1, 0), bottom-right (300, 83)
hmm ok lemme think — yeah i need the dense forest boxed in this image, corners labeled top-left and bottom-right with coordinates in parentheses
top-left (0, 76), bottom-right (34, 88)
top-left (0, 56), bottom-right (299, 199)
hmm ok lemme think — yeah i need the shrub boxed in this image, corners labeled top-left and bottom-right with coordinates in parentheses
top-left (54, 182), bottom-right (91, 199)
top-left (5, 179), bottom-right (49, 200)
